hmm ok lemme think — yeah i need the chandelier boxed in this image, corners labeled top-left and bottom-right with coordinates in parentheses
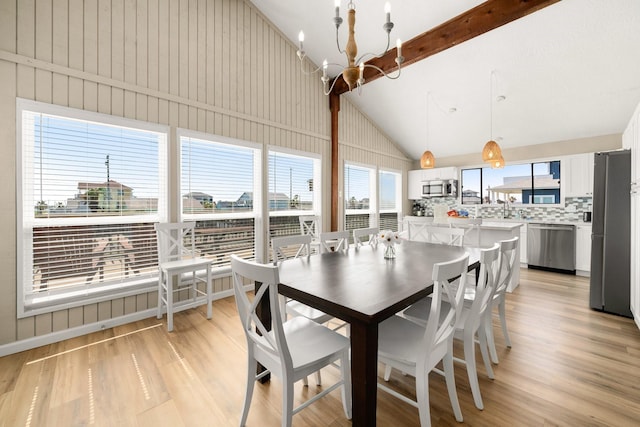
top-left (296, 0), bottom-right (404, 95)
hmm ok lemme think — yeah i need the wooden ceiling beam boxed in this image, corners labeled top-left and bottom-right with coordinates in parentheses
top-left (333, 0), bottom-right (561, 95)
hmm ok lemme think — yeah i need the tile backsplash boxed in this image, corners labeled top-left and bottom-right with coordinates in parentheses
top-left (414, 196), bottom-right (592, 222)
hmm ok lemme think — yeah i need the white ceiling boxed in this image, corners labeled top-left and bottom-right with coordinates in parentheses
top-left (249, 0), bottom-right (640, 161)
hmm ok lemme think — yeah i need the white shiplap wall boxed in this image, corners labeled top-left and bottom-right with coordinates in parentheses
top-left (0, 0), bottom-right (411, 350)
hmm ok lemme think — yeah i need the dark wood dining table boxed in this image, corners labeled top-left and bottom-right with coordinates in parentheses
top-left (276, 240), bottom-right (480, 427)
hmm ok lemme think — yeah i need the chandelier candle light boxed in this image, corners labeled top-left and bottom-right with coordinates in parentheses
top-left (378, 229), bottom-right (401, 259)
top-left (297, 0), bottom-right (404, 95)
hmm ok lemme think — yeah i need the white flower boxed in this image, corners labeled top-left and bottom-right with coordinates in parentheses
top-left (378, 230), bottom-right (401, 247)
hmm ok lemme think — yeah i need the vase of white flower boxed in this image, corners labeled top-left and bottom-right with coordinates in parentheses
top-left (383, 244), bottom-right (396, 259)
top-left (378, 230), bottom-right (401, 259)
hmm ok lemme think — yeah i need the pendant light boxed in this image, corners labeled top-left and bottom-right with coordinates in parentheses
top-left (490, 154), bottom-right (505, 169)
top-left (420, 92), bottom-right (435, 169)
top-left (482, 70), bottom-right (503, 163)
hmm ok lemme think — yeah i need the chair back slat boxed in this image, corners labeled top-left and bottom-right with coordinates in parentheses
top-left (271, 234), bottom-right (312, 265)
top-left (496, 237), bottom-right (519, 295)
top-left (423, 253), bottom-right (469, 352)
top-left (230, 255), bottom-right (292, 366)
top-left (299, 215), bottom-right (320, 239)
top-left (154, 222), bottom-right (197, 263)
top-left (467, 244), bottom-right (501, 324)
top-left (319, 231), bottom-right (350, 253)
top-left (353, 227), bottom-right (379, 248)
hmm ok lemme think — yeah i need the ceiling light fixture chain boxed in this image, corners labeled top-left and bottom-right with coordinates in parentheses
top-left (297, 0), bottom-right (404, 96)
top-left (482, 69), bottom-right (505, 168)
top-left (420, 92), bottom-right (435, 169)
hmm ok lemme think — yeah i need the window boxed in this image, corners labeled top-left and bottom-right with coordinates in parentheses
top-left (344, 163), bottom-right (376, 235)
top-left (379, 170), bottom-right (401, 231)
top-left (461, 161), bottom-right (561, 205)
top-left (268, 149), bottom-right (321, 248)
top-left (180, 131), bottom-right (261, 267)
top-left (18, 100), bottom-right (168, 315)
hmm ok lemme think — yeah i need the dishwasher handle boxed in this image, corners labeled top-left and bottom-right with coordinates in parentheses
top-left (528, 224), bottom-right (575, 232)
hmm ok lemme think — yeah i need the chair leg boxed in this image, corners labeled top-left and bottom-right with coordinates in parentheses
top-left (443, 346), bottom-right (463, 422)
top-left (167, 276), bottom-right (174, 332)
top-left (383, 364), bottom-right (392, 381)
top-left (314, 370), bottom-right (322, 386)
top-left (498, 299), bottom-right (512, 348)
top-left (282, 377), bottom-right (294, 427)
top-left (157, 276), bottom-right (163, 320)
top-left (340, 350), bottom-right (352, 419)
top-left (477, 326), bottom-right (495, 380)
top-left (464, 330), bottom-right (484, 410)
top-left (415, 367), bottom-right (432, 427)
top-left (485, 313), bottom-right (499, 364)
top-left (206, 268), bottom-right (213, 320)
top-left (240, 357), bottom-right (257, 427)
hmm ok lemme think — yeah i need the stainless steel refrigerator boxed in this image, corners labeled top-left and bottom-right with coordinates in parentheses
top-left (590, 150), bottom-right (632, 317)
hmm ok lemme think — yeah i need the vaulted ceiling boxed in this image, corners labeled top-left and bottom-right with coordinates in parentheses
top-left (249, 0), bottom-right (640, 161)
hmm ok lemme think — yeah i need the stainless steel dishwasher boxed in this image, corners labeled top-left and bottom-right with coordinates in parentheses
top-left (527, 223), bottom-right (576, 274)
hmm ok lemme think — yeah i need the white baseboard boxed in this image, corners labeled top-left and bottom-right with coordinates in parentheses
top-left (0, 285), bottom-right (249, 358)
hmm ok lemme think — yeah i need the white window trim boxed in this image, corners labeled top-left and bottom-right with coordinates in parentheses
top-left (267, 145), bottom-right (322, 218)
top-left (344, 162), bottom-right (378, 227)
top-left (16, 98), bottom-right (169, 318)
top-left (378, 168), bottom-right (403, 229)
top-left (177, 128), bottom-right (264, 263)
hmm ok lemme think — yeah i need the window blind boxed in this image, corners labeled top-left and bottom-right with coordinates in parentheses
top-left (20, 108), bottom-right (167, 301)
top-left (345, 164), bottom-right (374, 236)
top-left (379, 170), bottom-right (400, 231)
top-left (180, 136), bottom-right (258, 266)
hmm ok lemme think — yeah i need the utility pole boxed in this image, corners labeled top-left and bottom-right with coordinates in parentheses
top-left (105, 154), bottom-right (110, 210)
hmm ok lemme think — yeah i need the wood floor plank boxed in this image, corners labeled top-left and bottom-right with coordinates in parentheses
top-left (1, 268), bottom-right (640, 426)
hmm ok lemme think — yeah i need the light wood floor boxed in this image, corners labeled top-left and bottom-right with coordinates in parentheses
top-left (1, 269), bottom-right (640, 426)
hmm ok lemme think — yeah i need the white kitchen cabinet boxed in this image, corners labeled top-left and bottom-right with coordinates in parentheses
top-left (563, 153), bottom-right (594, 198)
top-left (408, 167), bottom-right (459, 200)
top-left (519, 224), bottom-right (527, 265)
top-left (575, 224), bottom-right (592, 275)
top-left (422, 166), bottom-right (459, 181)
top-left (624, 100), bottom-right (640, 330)
top-left (408, 170), bottom-right (423, 200)
top-left (630, 191), bottom-right (640, 328)
top-left (626, 101), bottom-right (640, 329)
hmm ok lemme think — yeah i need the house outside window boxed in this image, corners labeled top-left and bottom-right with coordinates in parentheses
top-left (17, 99), bottom-right (168, 316)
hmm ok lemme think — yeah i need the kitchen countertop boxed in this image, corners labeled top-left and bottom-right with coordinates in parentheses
top-left (404, 216), bottom-right (592, 227)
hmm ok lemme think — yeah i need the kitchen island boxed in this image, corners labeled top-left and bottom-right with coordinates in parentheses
top-left (403, 216), bottom-right (523, 291)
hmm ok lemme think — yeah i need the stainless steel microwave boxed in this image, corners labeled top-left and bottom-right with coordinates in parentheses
top-left (421, 179), bottom-right (458, 198)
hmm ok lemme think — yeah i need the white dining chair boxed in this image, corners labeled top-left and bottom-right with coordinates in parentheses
top-left (425, 225), bottom-right (466, 246)
top-left (271, 235), bottom-right (333, 325)
top-left (154, 222), bottom-right (213, 332)
top-left (230, 255), bottom-right (352, 427)
top-left (485, 236), bottom-right (519, 364)
top-left (299, 215), bottom-right (321, 253)
top-left (319, 230), bottom-right (350, 253)
top-left (271, 234), bottom-right (334, 386)
top-left (377, 252), bottom-right (469, 427)
top-left (353, 227), bottom-right (379, 248)
top-left (403, 243), bottom-right (501, 410)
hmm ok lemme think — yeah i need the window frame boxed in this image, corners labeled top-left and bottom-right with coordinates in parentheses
top-left (16, 98), bottom-right (169, 317)
top-left (178, 128), bottom-right (263, 268)
top-left (344, 162), bottom-right (378, 230)
top-left (378, 168), bottom-right (402, 231)
top-left (460, 159), bottom-right (562, 207)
